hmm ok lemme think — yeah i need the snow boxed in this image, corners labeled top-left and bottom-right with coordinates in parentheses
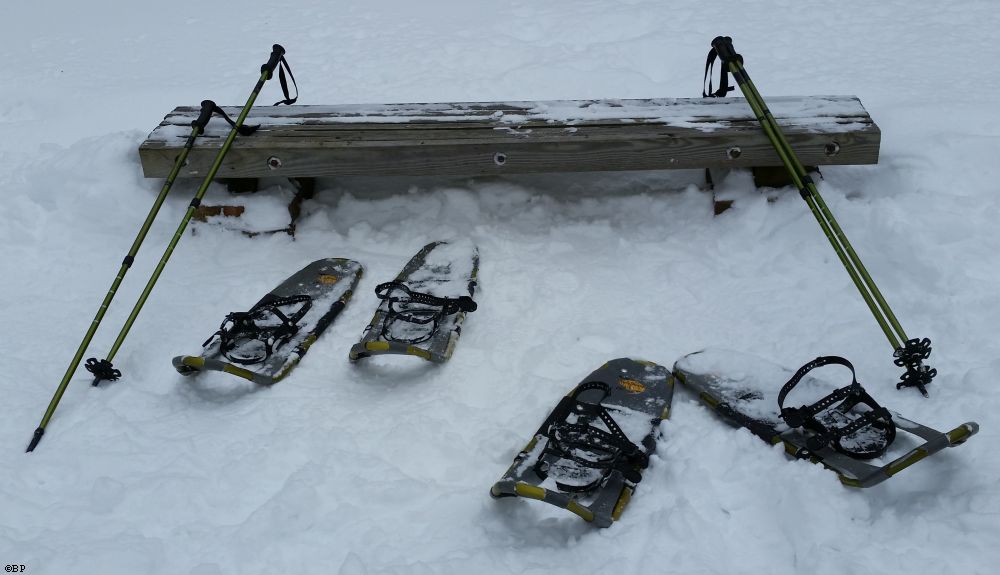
top-left (2, 1), bottom-right (1000, 573)
top-left (144, 96), bottom-right (871, 143)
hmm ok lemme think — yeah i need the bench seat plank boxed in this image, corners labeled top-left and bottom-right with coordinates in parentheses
top-left (138, 96), bottom-right (879, 178)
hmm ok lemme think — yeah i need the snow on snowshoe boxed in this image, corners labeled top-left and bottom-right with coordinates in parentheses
top-left (491, 358), bottom-right (674, 528)
top-left (173, 258), bottom-right (362, 385)
top-left (673, 349), bottom-right (979, 487)
top-left (349, 240), bottom-right (478, 363)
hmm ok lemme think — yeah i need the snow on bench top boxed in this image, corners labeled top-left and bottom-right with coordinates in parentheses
top-left (145, 96), bottom-right (876, 143)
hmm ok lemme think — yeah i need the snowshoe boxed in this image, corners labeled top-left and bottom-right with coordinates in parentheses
top-left (673, 349), bottom-right (979, 487)
top-left (349, 240), bottom-right (478, 363)
top-left (173, 258), bottom-right (362, 385)
top-left (491, 358), bottom-right (674, 527)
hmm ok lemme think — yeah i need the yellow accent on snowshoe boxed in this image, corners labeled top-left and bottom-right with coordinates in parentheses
top-left (565, 500), bottom-right (595, 522)
top-left (838, 476), bottom-right (864, 488)
top-left (660, 404), bottom-right (671, 419)
top-left (618, 377), bottom-right (646, 394)
top-left (299, 334), bottom-right (317, 352)
top-left (520, 437), bottom-right (538, 454)
top-left (181, 356), bottom-right (205, 369)
top-left (699, 391), bottom-right (720, 408)
top-left (407, 346), bottom-right (433, 360)
top-left (514, 483), bottom-right (546, 500)
top-left (947, 424), bottom-right (976, 445)
top-left (221, 363), bottom-right (258, 381)
top-left (611, 486), bottom-right (633, 521)
top-left (885, 448), bottom-right (929, 477)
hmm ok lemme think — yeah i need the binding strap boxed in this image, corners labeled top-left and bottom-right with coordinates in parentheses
top-left (200, 102), bottom-right (259, 136)
top-left (374, 281), bottom-right (476, 344)
top-left (375, 281), bottom-right (476, 314)
top-left (199, 52), bottom-right (298, 138)
top-left (206, 294), bottom-right (312, 365)
top-left (778, 356), bottom-right (895, 459)
top-left (702, 45), bottom-right (740, 98)
top-left (272, 55), bottom-right (298, 106)
top-left (533, 382), bottom-right (649, 493)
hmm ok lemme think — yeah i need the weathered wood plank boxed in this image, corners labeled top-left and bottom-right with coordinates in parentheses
top-left (139, 96), bottom-right (880, 178)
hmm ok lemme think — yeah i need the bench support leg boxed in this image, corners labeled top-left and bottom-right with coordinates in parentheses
top-left (220, 178), bottom-right (260, 194)
top-left (285, 177), bottom-right (316, 236)
top-left (707, 166), bottom-right (822, 215)
top-left (751, 166), bottom-right (821, 189)
top-left (191, 177), bottom-right (316, 237)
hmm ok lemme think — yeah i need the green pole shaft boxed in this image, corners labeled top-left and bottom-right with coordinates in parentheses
top-left (726, 67), bottom-right (901, 349)
top-left (27, 122), bottom-right (205, 449)
top-left (731, 60), bottom-right (909, 344)
top-left (27, 45), bottom-right (288, 452)
top-left (101, 73), bottom-right (270, 365)
top-left (717, 49), bottom-right (907, 350)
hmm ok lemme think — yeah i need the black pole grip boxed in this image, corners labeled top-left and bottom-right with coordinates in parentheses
top-left (261, 44), bottom-right (286, 79)
top-left (191, 100), bottom-right (216, 134)
top-left (712, 36), bottom-right (740, 64)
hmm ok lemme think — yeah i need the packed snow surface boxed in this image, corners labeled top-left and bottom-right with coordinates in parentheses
top-left (2, 1), bottom-right (999, 574)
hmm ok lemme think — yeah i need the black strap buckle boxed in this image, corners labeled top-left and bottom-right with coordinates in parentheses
top-left (780, 406), bottom-right (809, 429)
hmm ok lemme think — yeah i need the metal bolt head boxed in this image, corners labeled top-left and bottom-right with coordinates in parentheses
top-left (267, 156), bottom-right (283, 170)
top-left (494, 152), bottom-right (508, 166)
top-left (727, 146), bottom-right (742, 160)
top-left (825, 142), bottom-right (841, 156)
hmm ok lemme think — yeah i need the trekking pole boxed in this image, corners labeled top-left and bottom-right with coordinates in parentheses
top-left (707, 36), bottom-right (935, 396)
top-left (23, 102), bottom-right (218, 454)
top-left (27, 44), bottom-right (295, 452)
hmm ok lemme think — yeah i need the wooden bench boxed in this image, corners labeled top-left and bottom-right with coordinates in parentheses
top-left (139, 96), bottom-right (880, 181)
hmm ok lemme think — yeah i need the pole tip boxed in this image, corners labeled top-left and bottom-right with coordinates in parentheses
top-left (26, 428), bottom-right (44, 452)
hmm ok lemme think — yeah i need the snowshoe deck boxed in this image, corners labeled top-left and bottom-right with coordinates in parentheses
top-left (349, 241), bottom-right (478, 363)
top-left (491, 358), bottom-right (674, 528)
top-left (173, 258), bottom-right (363, 385)
top-left (673, 349), bottom-right (979, 488)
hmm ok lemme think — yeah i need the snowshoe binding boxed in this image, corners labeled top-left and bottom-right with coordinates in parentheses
top-left (350, 240), bottom-right (478, 363)
top-left (491, 358), bottom-right (674, 527)
top-left (173, 258), bottom-right (362, 385)
top-left (673, 349), bottom-right (979, 487)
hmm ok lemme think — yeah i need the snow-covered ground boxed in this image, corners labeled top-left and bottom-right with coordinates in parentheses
top-left (3, 1), bottom-right (999, 573)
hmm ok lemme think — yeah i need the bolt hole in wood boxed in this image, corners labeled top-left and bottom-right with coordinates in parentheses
top-left (140, 97), bottom-right (880, 179)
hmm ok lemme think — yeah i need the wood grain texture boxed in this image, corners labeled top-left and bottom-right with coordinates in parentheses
top-left (139, 96), bottom-right (880, 178)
